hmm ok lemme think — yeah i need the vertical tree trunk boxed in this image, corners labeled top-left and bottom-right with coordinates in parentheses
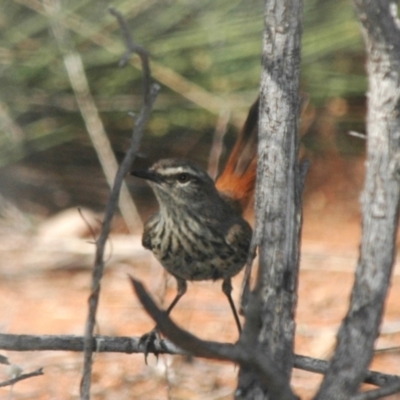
top-left (237, 1), bottom-right (303, 398)
top-left (316, 1), bottom-right (400, 398)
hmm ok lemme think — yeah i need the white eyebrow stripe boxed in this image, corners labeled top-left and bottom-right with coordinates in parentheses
top-left (158, 167), bottom-right (195, 176)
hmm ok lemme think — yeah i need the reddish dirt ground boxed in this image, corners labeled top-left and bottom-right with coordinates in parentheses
top-left (1, 156), bottom-right (400, 399)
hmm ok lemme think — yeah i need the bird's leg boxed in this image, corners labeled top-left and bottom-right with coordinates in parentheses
top-left (166, 277), bottom-right (187, 314)
top-left (140, 277), bottom-right (187, 362)
top-left (222, 278), bottom-right (242, 333)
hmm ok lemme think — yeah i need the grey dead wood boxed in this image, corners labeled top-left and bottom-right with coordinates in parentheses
top-left (130, 278), bottom-right (299, 400)
top-left (294, 355), bottom-right (400, 388)
top-left (235, 0), bottom-right (304, 398)
top-left (0, 333), bottom-right (183, 355)
top-left (77, 8), bottom-right (159, 400)
top-left (315, 1), bottom-right (400, 399)
top-left (351, 379), bottom-right (400, 400)
top-left (1, 333), bottom-right (399, 389)
top-left (0, 368), bottom-right (43, 388)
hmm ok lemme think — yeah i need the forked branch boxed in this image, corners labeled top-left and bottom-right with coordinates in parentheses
top-left (130, 277), bottom-right (298, 400)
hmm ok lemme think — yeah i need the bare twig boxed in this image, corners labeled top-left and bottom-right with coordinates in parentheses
top-left (77, 8), bottom-right (159, 400)
top-left (77, 208), bottom-right (98, 243)
top-left (374, 345), bottom-right (400, 354)
top-left (0, 368), bottom-right (43, 388)
top-left (0, 333), bottom-right (182, 355)
top-left (352, 380), bottom-right (400, 400)
top-left (108, 8), bottom-right (150, 70)
top-left (293, 354), bottom-right (400, 388)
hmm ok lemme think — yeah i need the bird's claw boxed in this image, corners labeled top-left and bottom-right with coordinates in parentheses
top-left (139, 328), bottom-right (162, 363)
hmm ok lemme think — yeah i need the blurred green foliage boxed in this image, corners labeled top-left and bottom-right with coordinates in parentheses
top-left (0, 0), bottom-right (366, 168)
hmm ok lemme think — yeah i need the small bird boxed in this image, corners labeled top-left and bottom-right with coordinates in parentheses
top-left (132, 98), bottom-right (258, 345)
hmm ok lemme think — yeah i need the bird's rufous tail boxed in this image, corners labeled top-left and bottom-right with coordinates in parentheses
top-left (216, 98), bottom-right (259, 212)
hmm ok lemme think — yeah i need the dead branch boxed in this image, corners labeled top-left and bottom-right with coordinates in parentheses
top-left (0, 333), bottom-right (399, 389)
top-left (294, 355), bottom-right (400, 388)
top-left (238, 1), bottom-right (304, 398)
top-left (0, 333), bottom-right (182, 355)
top-left (0, 368), bottom-right (43, 388)
top-left (130, 277), bottom-right (298, 400)
top-left (77, 8), bottom-right (159, 400)
top-left (315, 1), bottom-right (400, 398)
top-left (352, 379), bottom-right (400, 400)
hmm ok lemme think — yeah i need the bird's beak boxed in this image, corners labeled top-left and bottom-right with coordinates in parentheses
top-left (131, 169), bottom-right (162, 184)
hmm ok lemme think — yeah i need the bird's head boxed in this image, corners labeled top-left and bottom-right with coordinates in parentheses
top-left (132, 159), bottom-right (220, 211)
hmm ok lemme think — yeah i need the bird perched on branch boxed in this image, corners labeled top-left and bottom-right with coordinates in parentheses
top-left (131, 98), bottom-right (259, 349)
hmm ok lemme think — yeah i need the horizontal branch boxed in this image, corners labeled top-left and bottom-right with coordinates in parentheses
top-left (294, 354), bottom-right (400, 388)
top-left (0, 333), bottom-right (183, 355)
top-left (352, 379), bottom-right (400, 400)
top-left (0, 368), bottom-right (43, 388)
top-left (1, 333), bottom-right (398, 389)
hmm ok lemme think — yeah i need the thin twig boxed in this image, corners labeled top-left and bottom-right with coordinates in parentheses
top-left (0, 368), bottom-right (43, 388)
top-left (374, 345), bottom-right (400, 354)
top-left (79, 8), bottom-right (159, 400)
top-left (77, 208), bottom-right (98, 242)
top-left (293, 354), bottom-right (400, 388)
top-left (109, 7), bottom-right (151, 104)
top-left (108, 8), bottom-right (150, 70)
top-left (352, 380), bottom-right (400, 400)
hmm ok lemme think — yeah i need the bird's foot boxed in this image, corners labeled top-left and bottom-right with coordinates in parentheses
top-left (139, 328), bottom-right (162, 363)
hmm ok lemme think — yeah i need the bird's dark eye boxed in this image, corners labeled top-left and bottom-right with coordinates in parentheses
top-left (177, 173), bottom-right (190, 183)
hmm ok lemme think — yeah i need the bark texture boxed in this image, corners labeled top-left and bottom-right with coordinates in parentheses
top-left (316, 1), bottom-right (400, 398)
top-left (236, 1), bottom-right (303, 398)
